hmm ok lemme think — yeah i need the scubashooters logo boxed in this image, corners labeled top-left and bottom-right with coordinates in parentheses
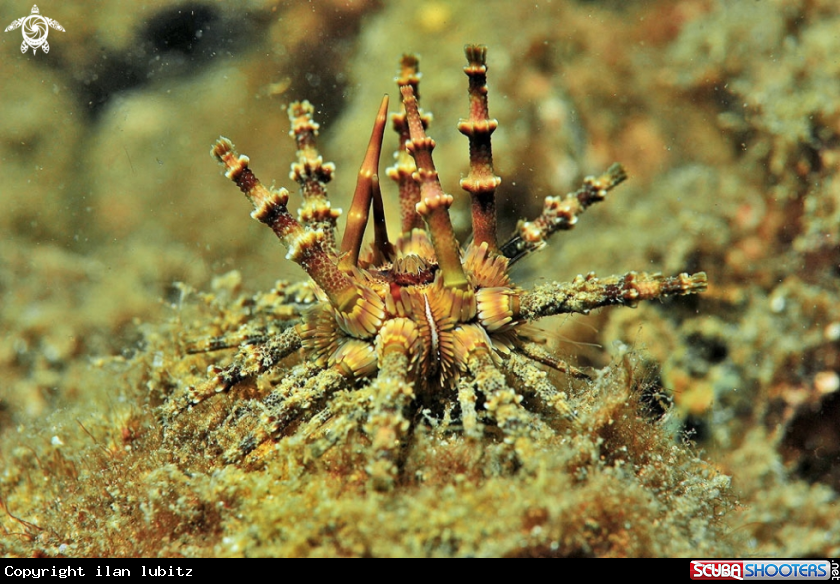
top-left (692, 562), bottom-right (744, 580)
top-left (691, 560), bottom-right (833, 581)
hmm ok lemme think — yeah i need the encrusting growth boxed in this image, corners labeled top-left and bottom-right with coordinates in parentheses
top-left (181, 45), bottom-right (707, 489)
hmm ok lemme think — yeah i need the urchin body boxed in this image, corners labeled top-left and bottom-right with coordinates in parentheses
top-left (180, 46), bottom-right (706, 487)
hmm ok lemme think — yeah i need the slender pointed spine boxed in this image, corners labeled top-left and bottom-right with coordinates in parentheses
top-left (340, 95), bottom-right (393, 269)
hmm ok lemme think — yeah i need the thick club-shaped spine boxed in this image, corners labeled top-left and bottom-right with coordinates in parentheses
top-left (401, 84), bottom-right (470, 292)
top-left (387, 54), bottom-right (427, 234)
top-left (517, 271), bottom-right (708, 321)
top-left (458, 44), bottom-right (501, 253)
top-left (288, 101), bottom-right (341, 251)
top-left (212, 138), bottom-right (383, 338)
top-left (501, 163), bottom-right (628, 262)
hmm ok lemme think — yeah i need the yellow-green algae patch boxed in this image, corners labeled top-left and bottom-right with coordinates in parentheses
top-left (1, 276), bottom-right (732, 557)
